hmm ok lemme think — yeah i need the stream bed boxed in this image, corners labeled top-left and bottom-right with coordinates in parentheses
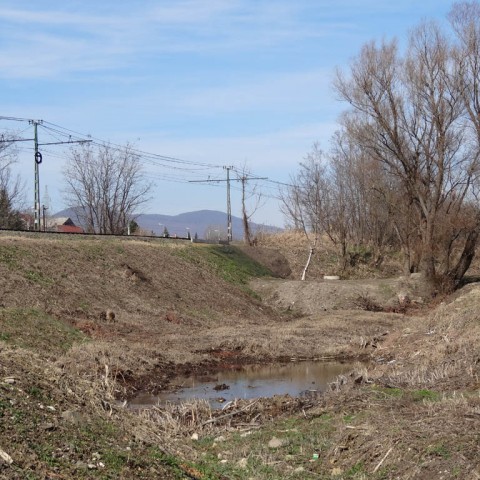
top-left (129, 360), bottom-right (354, 409)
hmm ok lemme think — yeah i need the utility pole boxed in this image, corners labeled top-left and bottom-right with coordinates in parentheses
top-left (43, 185), bottom-right (52, 212)
top-left (224, 165), bottom-right (234, 242)
top-left (189, 165), bottom-right (235, 243)
top-left (30, 120), bottom-right (43, 231)
top-left (42, 205), bottom-right (48, 232)
top-left (15, 119), bottom-right (91, 231)
top-left (189, 168), bottom-right (268, 243)
top-left (43, 185), bottom-right (52, 230)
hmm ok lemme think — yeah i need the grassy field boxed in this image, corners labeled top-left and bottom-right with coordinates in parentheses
top-left (0, 232), bottom-right (479, 478)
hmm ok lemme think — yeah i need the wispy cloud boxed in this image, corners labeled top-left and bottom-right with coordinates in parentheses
top-left (0, 1), bottom-right (357, 79)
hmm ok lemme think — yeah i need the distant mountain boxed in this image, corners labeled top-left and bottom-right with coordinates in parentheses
top-left (52, 208), bottom-right (282, 240)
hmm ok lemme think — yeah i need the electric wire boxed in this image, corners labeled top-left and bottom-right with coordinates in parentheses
top-left (40, 122), bottom-right (220, 169)
top-left (0, 116), bottom-right (36, 123)
top-left (3, 116), bottom-right (291, 184)
top-left (2, 115), bottom-right (291, 207)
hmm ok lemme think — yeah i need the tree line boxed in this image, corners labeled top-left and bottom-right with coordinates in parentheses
top-left (282, 1), bottom-right (480, 289)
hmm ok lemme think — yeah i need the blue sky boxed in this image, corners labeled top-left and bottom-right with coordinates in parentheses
top-left (0, 0), bottom-right (455, 227)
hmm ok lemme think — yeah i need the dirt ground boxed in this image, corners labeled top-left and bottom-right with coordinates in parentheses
top-left (0, 231), bottom-right (479, 479)
top-left (250, 275), bottom-right (428, 315)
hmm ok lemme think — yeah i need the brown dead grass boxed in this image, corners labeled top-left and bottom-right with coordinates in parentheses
top-left (369, 284), bottom-right (480, 391)
top-left (2, 231), bottom-right (480, 478)
top-left (256, 230), bottom-right (404, 280)
top-left (144, 282), bottom-right (480, 478)
top-left (0, 234), bottom-right (275, 385)
top-left (0, 344), bottom-right (185, 479)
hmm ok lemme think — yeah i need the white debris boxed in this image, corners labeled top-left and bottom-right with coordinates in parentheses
top-left (237, 458), bottom-right (248, 469)
top-left (268, 436), bottom-right (285, 449)
top-left (0, 449), bottom-right (13, 465)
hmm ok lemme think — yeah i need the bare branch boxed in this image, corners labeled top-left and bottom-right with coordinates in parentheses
top-left (63, 143), bottom-right (152, 234)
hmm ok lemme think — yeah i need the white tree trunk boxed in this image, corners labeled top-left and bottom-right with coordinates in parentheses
top-left (301, 246), bottom-right (314, 281)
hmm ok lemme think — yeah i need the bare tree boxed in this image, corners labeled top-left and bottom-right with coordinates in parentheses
top-left (446, 1), bottom-right (480, 281)
top-left (334, 21), bottom-right (480, 287)
top-left (63, 143), bottom-right (152, 234)
top-left (281, 144), bottom-right (330, 280)
top-left (0, 133), bottom-right (24, 229)
top-left (329, 130), bottom-right (398, 269)
top-left (236, 165), bottom-right (264, 246)
top-left (449, 1), bottom-right (480, 143)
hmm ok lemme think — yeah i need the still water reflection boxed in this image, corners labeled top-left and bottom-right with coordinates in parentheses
top-left (130, 361), bottom-right (353, 409)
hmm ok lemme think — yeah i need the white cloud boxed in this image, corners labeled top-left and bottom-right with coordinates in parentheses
top-left (0, 1), bottom-right (357, 79)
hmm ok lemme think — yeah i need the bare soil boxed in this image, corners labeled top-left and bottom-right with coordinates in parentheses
top-left (0, 231), bottom-right (479, 479)
top-left (250, 275), bottom-right (428, 315)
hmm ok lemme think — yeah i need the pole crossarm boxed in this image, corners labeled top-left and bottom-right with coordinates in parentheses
top-left (39, 140), bottom-right (92, 146)
top-left (0, 138), bottom-right (35, 143)
top-left (188, 179), bottom-right (228, 183)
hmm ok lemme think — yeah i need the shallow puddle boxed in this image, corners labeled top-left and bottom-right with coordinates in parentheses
top-left (129, 361), bottom-right (353, 409)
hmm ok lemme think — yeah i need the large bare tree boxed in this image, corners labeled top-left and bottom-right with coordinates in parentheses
top-left (63, 143), bottom-right (151, 234)
top-left (449, 1), bottom-right (480, 144)
top-left (445, 1), bottom-right (480, 281)
top-left (334, 18), bottom-right (480, 287)
top-left (281, 3), bottom-right (480, 288)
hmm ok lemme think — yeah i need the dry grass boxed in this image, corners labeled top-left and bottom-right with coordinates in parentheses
top-left (2, 231), bottom-right (480, 478)
top-left (257, 230), bottom-right (404, 280)
top-left (140, 395), bottom-right (314, 440)
top-left (365, 285), bottom-right (480, 391)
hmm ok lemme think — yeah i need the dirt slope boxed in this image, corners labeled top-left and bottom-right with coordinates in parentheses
top-left (1, 231), bottom-right (479, 479)
top-left (251, 276), bottom-right (427, 316)
top-left (0, 235), bottom-right (274, 377)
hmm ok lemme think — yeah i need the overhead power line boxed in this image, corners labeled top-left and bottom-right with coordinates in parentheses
top-left (190, 169), bottom-right (269, 241)
top-left (1, 115), bottom-right (291, 225)
top-left (1, 115), bottom-right (291, 186)
top-left (40, 121), bottom-right (220, 170)
top-left (0, 118), bottom-right (92, 231)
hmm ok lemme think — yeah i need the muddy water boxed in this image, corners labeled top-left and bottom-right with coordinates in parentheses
top-left (130, 361), bottom-right (353, 409)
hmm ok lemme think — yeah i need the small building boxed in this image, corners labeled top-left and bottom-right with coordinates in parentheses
top-left (46, 217), bottom-right (84, 234)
